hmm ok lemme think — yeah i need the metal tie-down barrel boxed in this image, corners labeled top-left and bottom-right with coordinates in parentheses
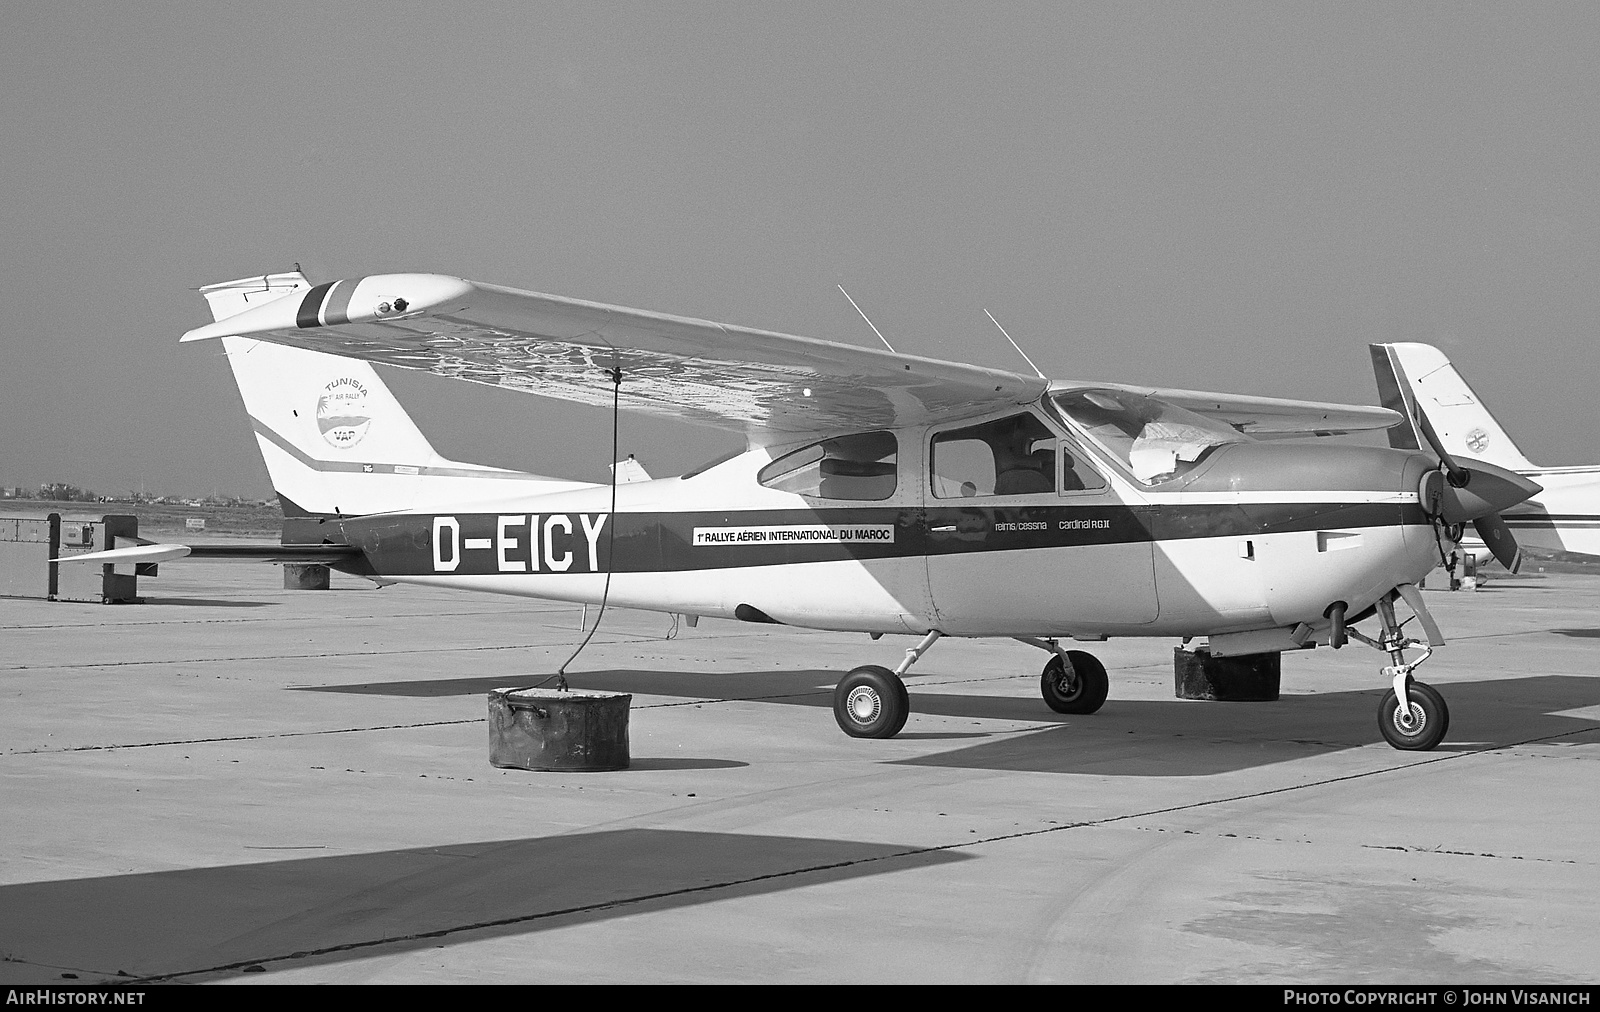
top-left (487, 688), bottom-right (631, 771)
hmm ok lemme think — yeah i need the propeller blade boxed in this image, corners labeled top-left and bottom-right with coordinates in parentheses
top-left (1473, 512), bottom-right (1523, 574)
top-left (1403, 397), bottom-right (1539, 574)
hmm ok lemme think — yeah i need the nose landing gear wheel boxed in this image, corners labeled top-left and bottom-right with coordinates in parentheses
top-left (833, 665), bottom-right (910, 738)
top-left (1378, 680), bottom-right (1450, 751)
top-left (1041, 650), bottom-right (1109, 714)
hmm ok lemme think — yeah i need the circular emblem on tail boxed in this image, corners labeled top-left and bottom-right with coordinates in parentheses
top-left (317, 377), bottom-right (371, 449)
top-left (1465, 427), bottom-right (1490, 453)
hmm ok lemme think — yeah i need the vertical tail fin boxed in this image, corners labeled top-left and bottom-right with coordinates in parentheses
top-left (1368, 342), bottom-right (1537, 471)
top-left (200, 273), bottom-right (580, 535)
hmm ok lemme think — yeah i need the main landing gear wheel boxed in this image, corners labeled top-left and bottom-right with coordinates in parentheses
top-left (1378, 680), bottom-right (1450, 751)
top-left (1041, 651), bottom-right (1109, 714)
top-left (833, 665), bottom-right (910, 739)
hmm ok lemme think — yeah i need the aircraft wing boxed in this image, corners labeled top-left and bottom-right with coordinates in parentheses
top-left (1061, 382), bottom-right (1403, 435)
top-left (181, 274), bottom-right (1046, 445)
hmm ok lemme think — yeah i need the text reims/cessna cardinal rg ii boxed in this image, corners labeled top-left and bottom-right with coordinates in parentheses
top-left (77, 271), bottom-right (1542, 751)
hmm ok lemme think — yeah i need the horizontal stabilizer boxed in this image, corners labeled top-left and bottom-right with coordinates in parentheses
top-left (54, 544), bottom-right (192, 565)
top-left (54, 543), bottom-right (362, 565)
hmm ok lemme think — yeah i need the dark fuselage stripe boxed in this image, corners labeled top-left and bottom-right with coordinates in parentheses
top-left (341, 502), bottom-right (1427, 577)
top-left (1507, 513), bottom-right (1600, 521)
top-left (1504, 517), bottom-right (1600, 529)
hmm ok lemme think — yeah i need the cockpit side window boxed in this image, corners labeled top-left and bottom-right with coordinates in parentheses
top-left (1058, 442), bottom-right (1108, 493)
top-left (932, 413), bottom-right (1062, 498)
top-left (758, 431), bottom-right (898, 500)
top-left (1051, 388), bottom-right (1250, 485)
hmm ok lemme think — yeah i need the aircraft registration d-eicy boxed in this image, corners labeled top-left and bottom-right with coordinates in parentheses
top-left (68, 271), bottom-right (1541, 751)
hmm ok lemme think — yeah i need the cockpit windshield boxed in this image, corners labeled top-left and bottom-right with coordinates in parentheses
top-left (1050, 388), bottom-right (1250, 485)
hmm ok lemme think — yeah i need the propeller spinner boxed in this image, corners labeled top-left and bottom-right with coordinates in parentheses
top-left (1414, 407), bottom-right (1541, 572)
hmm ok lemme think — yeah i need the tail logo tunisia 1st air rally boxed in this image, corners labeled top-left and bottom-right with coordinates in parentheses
top-left (317, 377), bottom-right (372, 449)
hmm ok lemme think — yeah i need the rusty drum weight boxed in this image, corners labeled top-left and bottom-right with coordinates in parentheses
top-left (283, 563), bottom-right (331, 590)
top-left (487, 688), bottom-right (632, 771)
top-left (1173, 646), bottom-right (1281, 702)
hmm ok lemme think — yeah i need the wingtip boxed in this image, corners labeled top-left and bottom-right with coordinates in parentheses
top-left (178, 273), bottom-right (474, 343)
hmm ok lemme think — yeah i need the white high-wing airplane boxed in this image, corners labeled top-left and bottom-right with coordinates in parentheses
top-left (67, 271), bottom-right (1542, 751)
top-left (1371, 342), bottom-right (1600, 568)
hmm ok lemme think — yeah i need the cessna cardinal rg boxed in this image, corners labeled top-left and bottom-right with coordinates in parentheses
top-left (67, 271), bottom-right (1541, 751)
top-left (1372, 341), bottom-right (1600, 567)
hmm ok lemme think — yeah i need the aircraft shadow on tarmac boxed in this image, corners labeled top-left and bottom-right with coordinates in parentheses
top-left (136, 597), bottom-right (275, 608)
top-left (0, 828), bottom-right (964, 983)
top-left (295, 672), bottom-right (1600, 778)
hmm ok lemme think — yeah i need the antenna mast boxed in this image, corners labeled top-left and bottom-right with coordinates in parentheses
top-left (984, 309), bottom-right (1047, 380)
top-left (838, 285), bottom-right (896, 354)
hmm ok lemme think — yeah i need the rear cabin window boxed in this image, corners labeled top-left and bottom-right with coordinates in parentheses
top-left (758, 431), bottom-right (898, 501)
top-left (932, 414), bottom-right (1057, 498)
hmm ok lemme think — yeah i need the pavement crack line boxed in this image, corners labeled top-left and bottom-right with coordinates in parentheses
top-left (0, 607), bottom-right (565, 632)
top-left (7, 676), bottom-right (1089, 755)
top-left (3, 720), bottom-right (485, 755)
top-left (0, 634), bottom-right (698, 673)
top-left (11, 688), bottom-right (1598, 756)
top-left (0, 626), bottom-right (832, 674)
top-left (1, 694), bottom-right (828, 755)
top-left (124, 721), bottom-right (1599, 984)
top-left (3, 688), bottom-right (841, 755)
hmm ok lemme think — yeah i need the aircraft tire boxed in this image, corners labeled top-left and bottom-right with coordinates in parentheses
top-left (1378, 680), bottom-right (1450, 751)
top-left (1041, 651), bottom-right (1109, 714)
top-left (834, 665), bottom-right (909, 738)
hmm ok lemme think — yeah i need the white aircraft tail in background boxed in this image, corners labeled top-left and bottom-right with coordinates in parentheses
top-left (1368, 342), bottom-right (1536, 471)
top-left (1371, 341), bottom-right (1600, 562)
top-left (200, 272), bottom-right (586, 539)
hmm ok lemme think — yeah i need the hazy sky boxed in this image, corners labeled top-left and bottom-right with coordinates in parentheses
top-left (5, 2), bottom-right (1599, 497)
